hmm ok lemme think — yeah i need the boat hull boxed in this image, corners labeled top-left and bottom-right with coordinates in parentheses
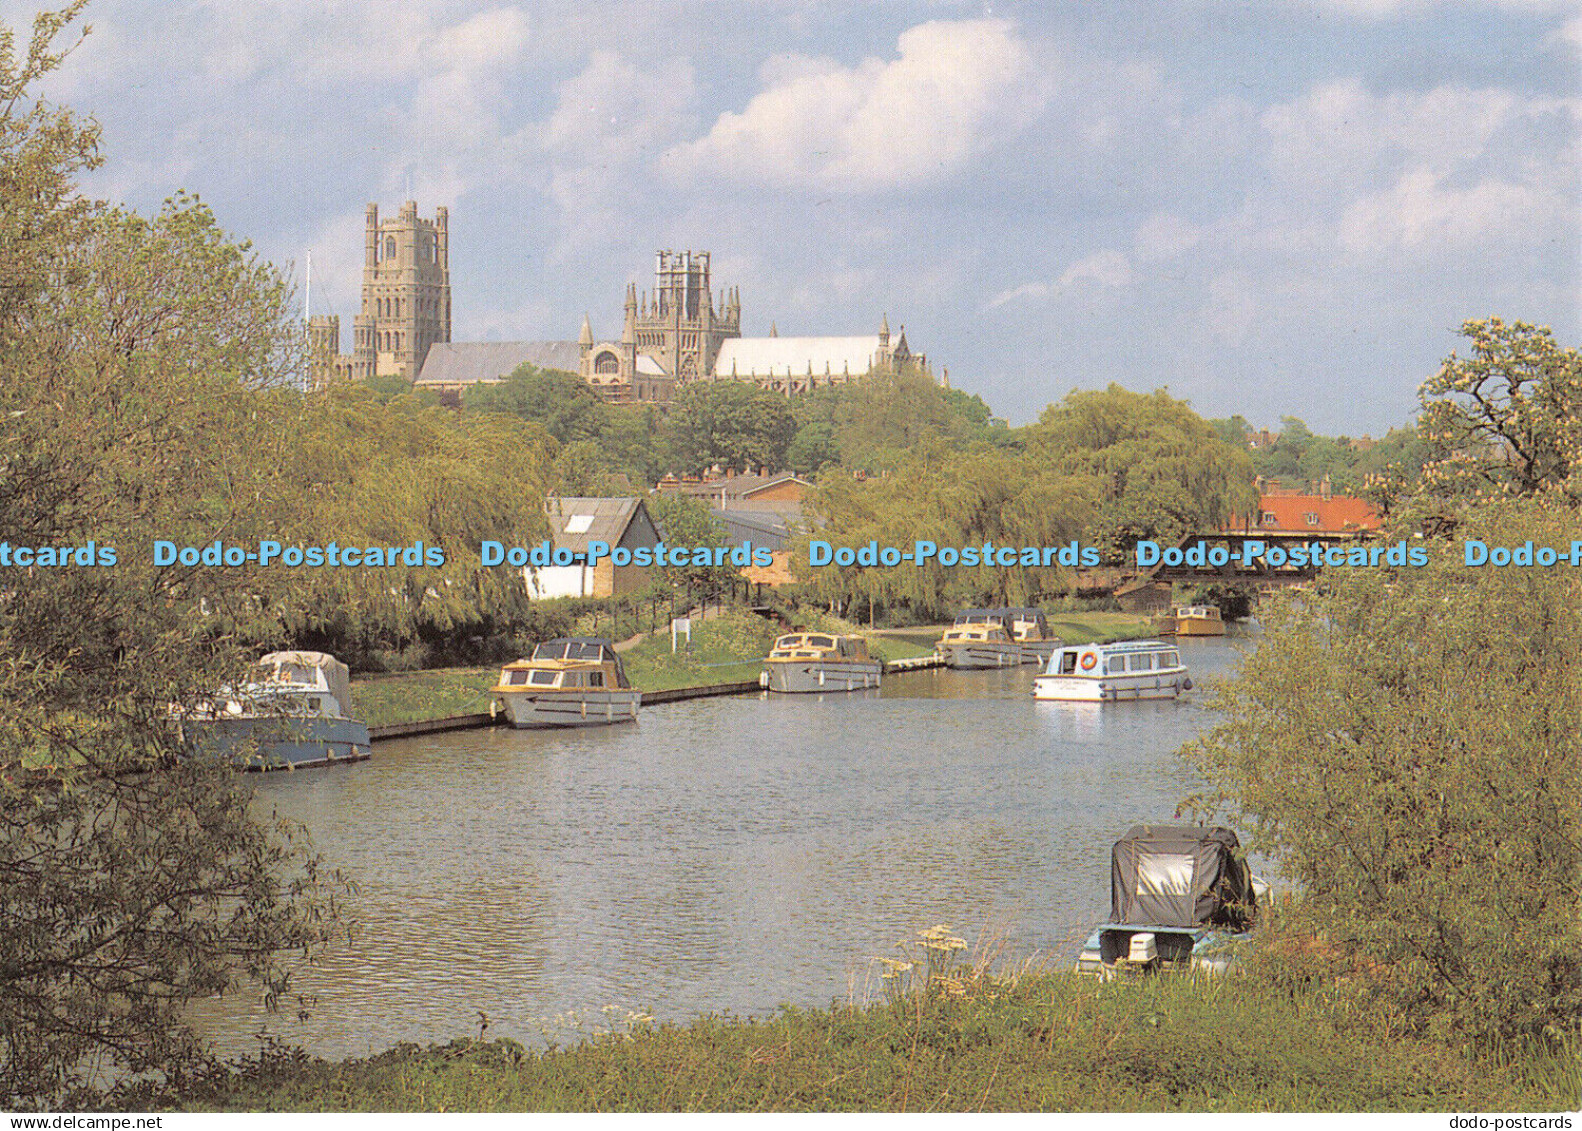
top-left (497, 688), bottom-right (641, 728)
top-left (1074, 923), bottom-right (1245, 978)
top-left (1033, 672), bottom-right (1188, 702)
top-left (1173, 619), bottom-right (1225, 637)
top-left (939, 641), bottom-right (1030, 669)
top-left (185, 716), bottom-right (372, 771)
top-left (762, 659), bottom-right (883, 693)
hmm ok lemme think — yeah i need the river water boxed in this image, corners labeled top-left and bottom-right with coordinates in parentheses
top-left (199, 634), bottom-right (1252, 1059)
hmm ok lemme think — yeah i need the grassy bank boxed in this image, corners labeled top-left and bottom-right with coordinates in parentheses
top-left (351, 610), bottom-right (1153, 727)
top-left (178, 967), bottom-right (1575, 1112)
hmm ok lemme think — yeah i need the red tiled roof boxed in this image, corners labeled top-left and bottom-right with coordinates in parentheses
top-left (1241, 492), bottom-right (1382, 534)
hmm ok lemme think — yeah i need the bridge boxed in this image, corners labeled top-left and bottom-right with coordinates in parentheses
top-left (1136, 529), bottom-right (1373, 588)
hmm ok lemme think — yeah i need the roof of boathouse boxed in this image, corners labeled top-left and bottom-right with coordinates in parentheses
top-left (545, 497), bottom-right (661, 555)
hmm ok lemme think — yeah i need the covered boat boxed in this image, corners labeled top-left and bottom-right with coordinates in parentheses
top-left (492, 637), bottom-right (640, 728)
top-left (1075, 825), bottom-right (1259, 977)
top-left (760, 632), bottom-right (882, 693)
top-left (183, 651), bottom-right (372, 771)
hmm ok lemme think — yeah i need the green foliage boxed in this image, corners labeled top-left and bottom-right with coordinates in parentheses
top-left (462, 364), bottom-right (606, 445)
top-left (1415, 318), bottom-right (1582, 509)
top-left (646, 492), bottom-right (736, 592)
top-left (1027, 385), bottom-right (1258, 556)
top-left (265, 384), bottom-right (556, 668)
top-left (793, 447), bottom-right (1092, 620)
top-left (790, 367), bottom-right (1009, 473)
top-left (668, 381), bottom-right (796, 475)
top-left (1187, 498), bottom-right (1582, 1045)
top-left (174, 969), bottom-right (1570, 1112)
top-left (0, 10), bottom-right (348, 1102)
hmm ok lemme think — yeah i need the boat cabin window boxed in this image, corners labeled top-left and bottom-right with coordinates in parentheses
top-left (806, 634), bottom-right (834, 650)
top-left (506, 671), bottom-right (530, 686)
top-left (529, 670), bottom-right (559, 687)
top-left (1161, 651), bottom-right (1179, 668)
top-left (1127, 653), bottom-right (1154, 672)
top-left (532, 641), bottom-right (567, 661)
top-left (1105, 656), bottom-right (1125, 675)
top-left (588, 671), bottom-right (604, 688)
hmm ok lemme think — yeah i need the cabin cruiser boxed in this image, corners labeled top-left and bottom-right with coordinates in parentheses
top-left (760, 632), bottom-right (882, 693)
top-left (182, 651), bottom-right (371, 771)
top-left (492, 637), bottom-right (640, 728)
top-left (938, 607), bottom-right (1060, 668)
top-left (1033, 639), bottom-right (1190, 702)
top-left (1169, 604), bottom-right (1225, 637)
top-left (1002, 606), bottom-right (1062, 662)
top-left (935, 620), bottom-right (1024, 669)
top-left (1075, 825), bottom-right (1261, 978)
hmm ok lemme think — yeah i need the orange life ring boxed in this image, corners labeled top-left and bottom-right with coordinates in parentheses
top-left (1080, 653), bottom-right (1097, 671)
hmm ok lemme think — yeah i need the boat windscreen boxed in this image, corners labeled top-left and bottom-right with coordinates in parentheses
top-left (531, 641), bottom-right (568, 661)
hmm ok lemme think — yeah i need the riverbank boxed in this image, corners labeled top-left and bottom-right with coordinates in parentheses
top-left (351, 609), bottom-right (1153, 728)
top-left (175, 967), bottom-right (1574, 1112)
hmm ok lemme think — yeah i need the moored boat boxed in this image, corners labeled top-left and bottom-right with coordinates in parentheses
top-left (182, 651), bottom-right (371, 771)
top-left (935, 620), bottom-right (1023, 669)
top-left (760, 632), bottom-right (882, 693)
top-left (1171, 604), bottom-right (1225, 637)
top-left (1074, 824), bottom-right (1260, 978)
top-left (1033, 639), bottom-right (1190, 702)
top-left (492, 637), bottom-right (640, 728)
top-left (1002, 606), bottom-right (1061, 663)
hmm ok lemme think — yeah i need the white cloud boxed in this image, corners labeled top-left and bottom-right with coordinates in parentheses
top-left (1059, 250), bottom-right (1132, 289)
top-left (985, 249), bottom-right (1132, 309)
top-left (1339, 167), bottom-right (1566, 250)
top-left (663, 18), bottom-right (1042, 192)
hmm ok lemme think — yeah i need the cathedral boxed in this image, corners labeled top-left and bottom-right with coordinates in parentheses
top-left (314, 201), bottom-right (932, 402)
top-left (575, 249), bottom-right (923, 404)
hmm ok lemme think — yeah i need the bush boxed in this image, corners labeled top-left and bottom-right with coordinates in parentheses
top-left (1187, 500), bottom-right (1582, 1045)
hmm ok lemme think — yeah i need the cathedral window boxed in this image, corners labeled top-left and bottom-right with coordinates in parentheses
top-left (594, 351), bottom-right (620, 375)
top-left (385, 236), bottom-right (396, 260)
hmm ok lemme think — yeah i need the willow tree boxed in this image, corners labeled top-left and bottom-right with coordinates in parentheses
top-left (0, 9), bottom-right (344, 1104)
top-left (794, 447), bottom-right (1093, 619)
top-left (272, 384), bottom-right (557, 668)
top-left (1026, 384), bottom-right (1258, 557)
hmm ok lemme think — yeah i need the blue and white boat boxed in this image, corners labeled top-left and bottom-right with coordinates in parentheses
top-left (183, 651), bottom-right (371, 771)
top-left (1034, 639), bottom-right (1190, 702)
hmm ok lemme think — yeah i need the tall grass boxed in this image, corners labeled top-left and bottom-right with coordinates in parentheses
top-left (170, 924), bottom-right (1576, 1113)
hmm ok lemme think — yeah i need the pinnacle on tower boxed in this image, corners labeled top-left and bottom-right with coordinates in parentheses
top-left (579, 313), bottom-right (594, 347)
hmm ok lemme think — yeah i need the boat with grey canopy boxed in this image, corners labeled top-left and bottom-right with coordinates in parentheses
top-left (1074, 825), bottom-right (1260, 978)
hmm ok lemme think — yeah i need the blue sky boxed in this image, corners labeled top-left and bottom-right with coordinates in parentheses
top-left (19, 0), bottom-right (1581, 434)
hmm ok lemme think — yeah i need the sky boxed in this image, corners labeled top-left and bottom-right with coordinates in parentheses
top-left (15, 0), bottom-right (1581, 434)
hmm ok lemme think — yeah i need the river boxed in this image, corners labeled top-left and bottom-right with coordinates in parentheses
top-left (197, 633), bottom-right (1252, 1059)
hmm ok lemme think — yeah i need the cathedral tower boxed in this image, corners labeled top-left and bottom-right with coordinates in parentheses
top-left (352, 201), bottom-right (451, 382)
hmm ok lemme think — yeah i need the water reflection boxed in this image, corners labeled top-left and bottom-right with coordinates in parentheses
top-left (198, 634), bottom-right (1252, 1059)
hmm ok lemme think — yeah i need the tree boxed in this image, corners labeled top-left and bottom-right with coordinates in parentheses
top-left (1187, 499), bottom-right (1582, 1044)
top-left (1026, 385), bottom-right (1258, 557)
top-left (669, 381), bottom-right (796, 475)
top-left (647, 491), bottom-right (737, 595)
top-left (461, 363), bottom-right (607, 445)
top-left (1415, 318), bottom-right (1582, 507)
top-left (0, 12), bottom-right (343, 1102)
top-left (794, 448), bottom-right (1092, 619)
